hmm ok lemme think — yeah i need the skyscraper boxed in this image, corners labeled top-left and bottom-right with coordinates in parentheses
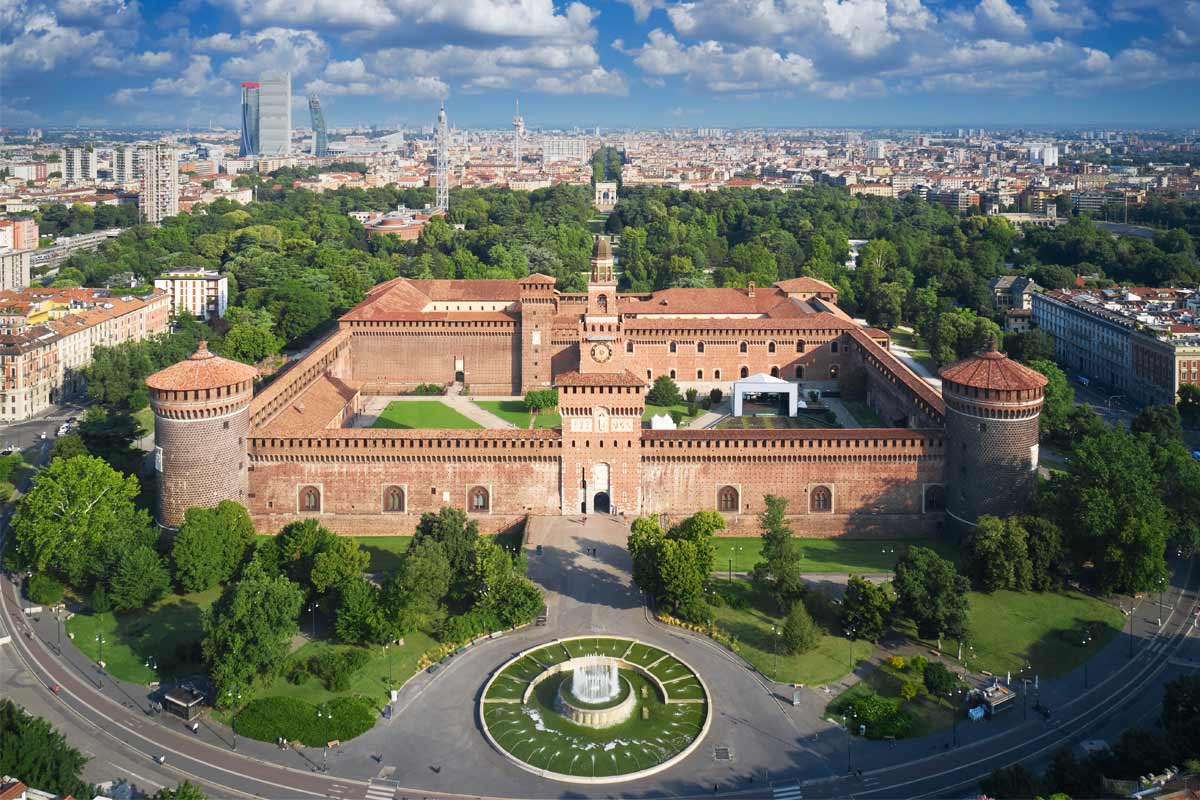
top-left (113, 145), bottom-right (139, 184)
top-left (60, 147), bottom-right (97, 183)
top-left (138, 143), bottom-right (179, 225)
top-left (239, 82), bottom-right (260, 157)
top-left (308, 93), bottom-right (328, 157)
top-left (258, 71), bottom-right (291, 156)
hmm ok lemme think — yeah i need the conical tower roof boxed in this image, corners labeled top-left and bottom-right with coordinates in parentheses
top-left (938, 339), bottom-right (1047, 392)
top-left (146, 341), bottom-right (259, 392)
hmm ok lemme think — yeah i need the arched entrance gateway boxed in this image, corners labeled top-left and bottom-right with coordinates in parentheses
top-left (593, 491), bottom-right (611, 513)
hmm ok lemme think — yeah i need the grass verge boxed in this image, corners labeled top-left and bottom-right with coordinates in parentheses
top-left (711, 536), bottom-right (959, 575)
top-left (473, 400), bottom-right (561, 429)
top-left (372, 401), bottom-right (481, 430)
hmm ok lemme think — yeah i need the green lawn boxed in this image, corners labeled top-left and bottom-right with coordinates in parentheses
top-left (642, 404), bottom-right (701, 426)
top-left (710, 580), bottom-right (863, 686)
top-left (841, 400), bottom-right (887, 427)
top-left (134, 407), bottom-right (155, 437)
top-left (900, 589), bottom-right (1125, 679)
top-left (712, 536), bottom-right (959, 575)
top-left (372, 401), bottom-right (481, 430)
top-left (65, 586), bottom-right (222, 684)
top-left (474, 400), bottom-right (561, 429)
top-left (359, 536), bottom-right (413, 572)
top-left (714, 412), bottom-right (838, 430)
top-left (887, 328), bottom-right (938, 375)
top-left (826, 662), bottom-right (958, 739)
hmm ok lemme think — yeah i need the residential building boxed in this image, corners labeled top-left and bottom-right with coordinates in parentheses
top-left (240, 82), bottom-right (260, 157)
top-left (60, 147), bottom-right (97, 184)
top-left (113, 145), bottom-right (140, 184)
top-left (867, 140), bottom-right (888, 160)
top-left (7, 162), bottom-right (47, 182)
top-left (932, 189), bottom-right (979, 212)
top-left (0, 325), bottom-right (60, 420)
top-left (154, 269), bottom-right (228, 319)
top-left (0, 251), bottom-right (30, 291)
top-left (138, 143), bottom-right (179, 225)
top-left (258, 71), bottom-right (292, 157)
top-left (29, 228), bottom-right (121, 273)
top-left (541, 137), bottom-right (590, 165)
top-left (989, 275), bottom-right (1039, 310)
top-left (1031, 287), bottom-right (1200, 406)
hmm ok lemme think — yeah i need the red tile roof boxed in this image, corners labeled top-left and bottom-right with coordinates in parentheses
top-left (774, 277), bottom-right (837, 294)
top-left (939, 344), bottom-right (1048, 392)
top-left (555, 370), bottom-right (646, 387)
top-left (146, 341), bottom-right (259, 391)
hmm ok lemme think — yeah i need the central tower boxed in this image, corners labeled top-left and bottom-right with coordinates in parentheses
top-left (557, 236), bottom-right (644, 515)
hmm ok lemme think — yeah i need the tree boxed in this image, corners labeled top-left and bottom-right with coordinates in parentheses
top-left (628, 515), bottom-right (665, 599)
top-left (0, 700), bottom-right (92, 799)
top-left (666, 510), bottom-right (721, 579)
top-left (647, 374), bottom-right (682, 407)
top-left (1003, 329), bottom-right (1055, 363)
top-left (49, 433), bottom-right (88, 461)
top-left (842, 575), bottom-right (893, 641)
top-left (78, 408), bottom-right (144, 474)
top-left (108, 545), bottom-right (171, 611)
top-left (755, 495), bottom-right (804, 609)
top-left (1132, 404), bottom-right (1184, 443)
top-left (311, 536), bottom-right (369, 595)
top-left (1161, 675), bottom-right (1200, 758)
top-left (1027, 360), bottom-right (1072, 439)
top-left (1041, 748), bottom-right (1105, 799)
top-left (922, 661), bottom-right (956, 695)
top-left (523, 389), bottom-right (558, 424)
top-left (979, 764), bottom-right (1039, 799)
top-left (334, 577), bottom-right (386, 645)
top-left (657, 538), bottom-right (706, 622)
top-left (382, 537), bottom-right (453, 634)
top-left (781, 600), bottom-right (818, 655)
top-left (10, 455), bottom-right (154, 587)
top-left (1020, 515), bottom-right (1069, 591)
top-left (892, 547), bottom-right (970, 643)
top-left (172, 501), bottom-right (256, 591)
top-left (221, 322), bottom-right (281, 364)
top-left (1049, 428), bottom-right (1170, 594)
top-left (202, 561), bottom-right (303, 698)
top-left (151, 782), bottom-right (207, 800)
top-left (412, 507), bottom-right (479, 602)
top-left (964, 516), bottom-right (1032, 592)
top-left (1178, 383), bottom-right (1200, 429)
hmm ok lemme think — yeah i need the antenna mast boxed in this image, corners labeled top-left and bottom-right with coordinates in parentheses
top-left (435, 102), bottom-right (449, 212)
top-left (512, 99), bottom-right (524, 170)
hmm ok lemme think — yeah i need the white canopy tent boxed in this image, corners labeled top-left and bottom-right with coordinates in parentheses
top-left (731, 372), bottom-right (798, 417)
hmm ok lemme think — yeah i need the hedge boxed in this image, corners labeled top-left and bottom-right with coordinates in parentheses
top-left (233, 695), bottom-right (376, 746)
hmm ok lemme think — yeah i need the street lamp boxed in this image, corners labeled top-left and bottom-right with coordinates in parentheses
top-left (948, 688), bottom-right (963, 746)
top-left (225, 691), bottom-right (242, 750)
top-left (94, 633), bottom-right (105, 665)
top-left (846, 627), bottom-right (856, 673)
top-left (316, 704), bottom-right (330, 772)
top-left (842, 713), bottom-right (852, 774)
top-left (309, 602), bottom-right (319, 640)
top-left (771, 625), bottom-right (779, 677)
top-left (1081, 630), bottom-right (1093, 689)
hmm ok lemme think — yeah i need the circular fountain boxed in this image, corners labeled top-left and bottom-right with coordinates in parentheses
top-left (555, 655), bottom-right (637, 727)
top-left (479, 636), bottom-right (711, 783)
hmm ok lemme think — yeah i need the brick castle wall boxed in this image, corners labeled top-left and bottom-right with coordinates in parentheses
top-left (156, 403), bottom-right (250, 528)
top-left (350, 325), bottom-right (520, 395)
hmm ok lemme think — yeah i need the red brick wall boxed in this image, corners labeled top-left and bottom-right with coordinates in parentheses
top-left (622, 329), bottom-right (843, 385)
top-left (350, 326), bottom-right (519, 394)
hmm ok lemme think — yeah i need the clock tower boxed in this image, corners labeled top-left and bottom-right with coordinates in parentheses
top-left (556, 235), bottom-right (645, 515)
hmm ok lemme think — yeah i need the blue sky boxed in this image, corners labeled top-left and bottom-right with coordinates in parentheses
top-left (1, 0), bottom-right (1198, 130)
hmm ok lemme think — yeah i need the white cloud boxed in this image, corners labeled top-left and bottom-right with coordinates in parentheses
top-left (305, 74), bottom-right (448, 99)
top-left (93, 49), bottom-right (172, 70)
top-left (533, 66), bottom-right (628, 95)
top-left (147, 55), bottom-right (235, 97)
top-left (823, 0), bottom-right (897, 57)
top-left (196, 27), bottom-right (329, 79)
top-left (632, 30), bottom-right (816, 92)
top-left (974, 0), bottom-right (1028, 37)
top-left (1028, 0), bottom-right (1099, 30)
top-left (619, 0), bottom-right (663, 23)
top-left (0, 10), bottom-right (106, 72)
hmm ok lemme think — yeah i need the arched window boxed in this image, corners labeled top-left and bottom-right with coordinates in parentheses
top-left (739, 341), bottom-right (748, 353)
top-left (598, 294), bottom-right (608, 313)
top-left (384, 486), bottom-right (405, 512)
top-left (830, 340), bottom-right (839, 353)
top-left (718, 485), bottom-right (739, 512)
top-left (714, 369), bottom-right (722, 379)
top-left (626, 340), bottom-right (634, 353)
top-left (768, 341), bottom-right (777, 354)
top-left (924, 485), bottom-right (945, 513)
top-left (669, 341), bottom-right (677, 354)
top-left (795, 365), bottom-right (805, 379)
top-left (669, 369), bottom-right (677, 379)
top-left (810, 486), bottom-right (832, 513)
top-left (770, 366), bottom-right (780, 378)
top-left (697, 342), bottom-right (705, 353)
top-left (740, 366), bottom-right (749, 378)
top-left (470, 486), bottom-right (490, 512)
top-left (301, 486), bottom-right (321, 512)
top-left (696, 369), bottom-right (704, 379)
top-left (796, 340), bottom-right (806, 353)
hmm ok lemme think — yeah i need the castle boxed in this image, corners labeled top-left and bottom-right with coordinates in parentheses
top-left (147, 237), bottom-right (1047, 537)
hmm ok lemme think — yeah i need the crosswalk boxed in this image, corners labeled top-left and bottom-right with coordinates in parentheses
top-left (773, 782), bottom-right (803, 800)
top-left (364, 782), bottom-right (395, 800)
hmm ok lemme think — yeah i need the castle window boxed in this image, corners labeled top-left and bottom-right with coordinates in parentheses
top-left (714, 369), bottom-right (722, 379)
top-left (810, 485), bottom-right (832, 513)
top-left (670, 369), bottom-right (676, 379)
top-left (301, 486), bottom-right (321, 513)
top-left (768, 341), bottom-right (776, 354)
top-left (697, 370), bottom-right (704, 379)
top-left (646, 370), bottom-right (652, 379)
top-left (384, 486), bottom-right (405, 513)
top-left (598, 294), bottom-right (608, 313)
top-left (626, 341), bottom-right (634, 353)
top-left (797, 340), bottom-right (806, 353)
top-left (831, 341), bottom-right (839, 353)
top-left (669, 341), bottom-right (677, 354)
top-left (739, 341), bottom-right (748, 353)
top-left (697, 342), bottom-right (705, 353)
top-left (795, 365), bottom-right (805, 379)
top-left (770, 366), bottom-right (780, 378)
top-left (470, 486), bottom-right (490, 512)
top-left (740, 366), bottom-right (749, 378)
top-left (718, 485), bottom-right (739, 512)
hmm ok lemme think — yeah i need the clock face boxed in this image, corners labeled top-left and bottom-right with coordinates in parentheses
top-left (590, 343), bottom-right (612, 363)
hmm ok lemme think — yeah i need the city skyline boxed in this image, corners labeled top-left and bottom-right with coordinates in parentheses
top-left (1, 0), bottom-right (1198, 130)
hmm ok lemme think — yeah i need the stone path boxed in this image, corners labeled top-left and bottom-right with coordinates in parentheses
top-left (889, 326), bottom-right (942, 390)
top-left (820, 397), bottom-right (860, 427)
top-left (350, 392), bottom-right (515, 429)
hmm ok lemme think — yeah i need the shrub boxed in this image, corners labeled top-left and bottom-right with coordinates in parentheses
top-left (647, 375), bottom-right (682, 406)
top-left (0, 481), bottom-right (14, 504)
top-left (709, 388), bottom-right (723, 404)
top-left (887, 655), bottom-right (906, 671)
top-left (923, 661), bottom-right (957, 696)
top-left (669, 410), bottom-right (684, 426)
top-left (900, 681), bottom-right (918, 702)
top-left (27, 573), bottom-right (64, 605)
top-left (308, 648), bottom-right (370, 692)
top-left (782, 601), bottom-right (818, 655)
top-left (909, 655), bottom-right (928, 674)
top-left (285, 659), bottom-right (310, 685)
top-left (685, 387), bottom-right (698, 403)
top-left (90, 584), bottom-right (111, 613)
top-left (413, 383), bottom-right (443, 395)
top-left (686, 401), bottom-right (698, 417)
top-left (232, 695), bottom-right (376, 746)
top-left (848, 690), bottom-right (913, 738)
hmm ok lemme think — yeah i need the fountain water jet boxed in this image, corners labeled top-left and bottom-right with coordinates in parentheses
top-left (571, 655), bottom-right (620, 704)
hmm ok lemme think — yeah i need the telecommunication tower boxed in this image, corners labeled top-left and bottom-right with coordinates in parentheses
top-left (436, 102), bottom-right (449, 212)
top-left (512, 99), bottom-right (524, 169)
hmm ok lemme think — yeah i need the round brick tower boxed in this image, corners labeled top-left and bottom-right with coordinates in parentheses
top-left (939, 339), bottom-right (1047, 529)
top-left (146, 341), bottom-right (258, 528)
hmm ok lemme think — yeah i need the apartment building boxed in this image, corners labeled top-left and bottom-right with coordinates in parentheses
top-left (153, 269), bottom-right (228, 319)
top-left (138, 143), bottom-right (179, 225)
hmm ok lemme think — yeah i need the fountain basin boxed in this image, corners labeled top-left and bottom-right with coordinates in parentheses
top-left (556, 674), bottom-right (636, 727)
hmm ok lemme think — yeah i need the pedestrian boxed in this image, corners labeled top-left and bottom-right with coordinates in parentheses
top-left (582, 514), bottom-right (588, 526)
top-left (191, 722), bottom-right (199, 734)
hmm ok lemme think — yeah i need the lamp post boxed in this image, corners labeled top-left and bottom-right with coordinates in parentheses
top-left (771, 625), bottom-right (779, 677)
top-left (1081, 630), bottom-right (1093, 689)
top-left (95, 633), bottom-right (104, 665)
top-left (948, 688), bottom-right (963, 747)
top-left (1128, 602), bottom-right (1135, 658)
top-left (316, 704), bottom-right (330, 772)
top-left (846, 627), bottom-right (856, 673)
top-left (842, 713), bottom-right (852, 774)
top-left (309, 602), bottom-right (319, 640)
top-left (225, 691), bottom-right (242, 750)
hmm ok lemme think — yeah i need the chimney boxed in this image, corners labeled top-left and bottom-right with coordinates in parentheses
top-left (747, 281), bottom-right (756, 298)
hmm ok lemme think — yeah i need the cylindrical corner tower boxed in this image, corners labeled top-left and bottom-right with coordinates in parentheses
top-left (939, 341), bottom-right (1047, 528)
top-left (146, 341), bottom-right (258, 528)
